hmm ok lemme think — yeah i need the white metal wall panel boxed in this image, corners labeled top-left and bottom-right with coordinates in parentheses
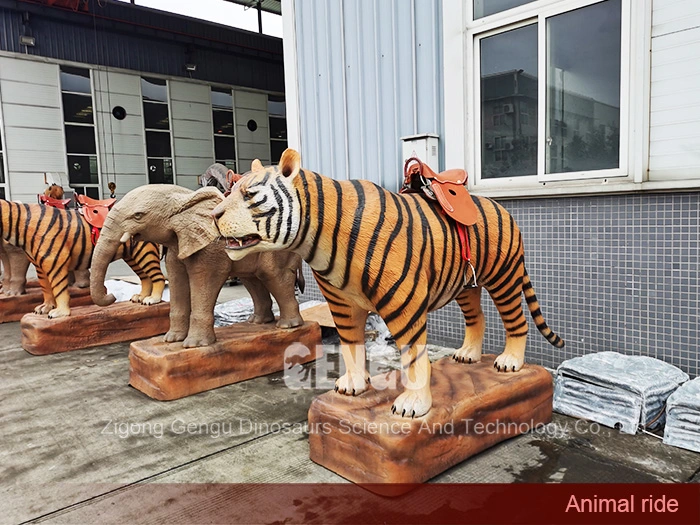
top-left (93, 70), bottom-right (148, 194)
top-left (235, 89), bottom-right (271, 172)
top-left (93, 71), bottom-right (140, 96)
top-left (0, 58), bottom-right (64, 201)
top-left (0, 80), bottom-right (61, 108)
top-left (169, 81), bottom-right (210, 104)
top-left (169, 80), bottom-right (214, 189)
top-left (649, 0), bottom-right (700, 179)
top-left (294, 0), bottom-right (443, 191)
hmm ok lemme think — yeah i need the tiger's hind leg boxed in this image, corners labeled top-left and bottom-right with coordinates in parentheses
top-left (489, 276), bottom-right (528, 373)
top-left (125, 259), bottom-right (152, 304)
top-left (34, 267), bottom-right (57, 315)
top-left (328, 300), bottom-right (370, 397)
top-left (452, 286), bottom-right (485, 364)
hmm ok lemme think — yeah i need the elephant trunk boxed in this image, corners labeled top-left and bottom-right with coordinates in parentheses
top-left (90, 217), bottom-right (122, 307)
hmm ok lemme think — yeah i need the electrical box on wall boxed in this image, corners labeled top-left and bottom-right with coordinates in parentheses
top-left (401, 133), bottom-right (440, 170)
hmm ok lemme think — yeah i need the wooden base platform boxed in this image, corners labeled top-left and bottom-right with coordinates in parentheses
top-left (308, 355), bottom-right (553, 490)
top-left (129, 321), bottom-right (322, 400)
top-left (20, 302), bottom-right (171, 355)
top-left (0, 286), bottom-right (93, 324)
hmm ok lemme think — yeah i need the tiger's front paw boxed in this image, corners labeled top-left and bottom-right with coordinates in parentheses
top-left (391, 388), bottom-right (432, 418)
top-left (48, 307), bottom-right (71, 319)
top-left (141, 295), bottom-right (162, 306)
top-left (494, 353), bottom-right (524, 372)
top-left (130, 294), bottom-right (144, 303)
top-left (34, 302), bottom-right (56, 315)
top-left (334, 371), bottom-right (370, 396)
top-left (453, 346), bottom-right (482, 364)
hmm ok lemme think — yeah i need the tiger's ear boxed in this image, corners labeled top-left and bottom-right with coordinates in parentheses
top-left (172, 187), bottom-right (224, 260)
top-left (251, 159), bottom-right (264, 171)
top-left (279, 149), bottom-right (301, 179)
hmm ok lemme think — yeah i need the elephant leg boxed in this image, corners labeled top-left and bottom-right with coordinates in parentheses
top-left (239, 277), bottom-right (275, 324)
top-left (2, 243), bottom-right (30, 296)
top-left (163, 251), bottom-right (190, 343)
top-left (71, 268), bottom-right (91, 289)
top-left (34, 267), bottom-right (57, 315)
top-left (181, 255), bottom-right (229, 348)
top-left (262, 268), bottom-right (304, 329)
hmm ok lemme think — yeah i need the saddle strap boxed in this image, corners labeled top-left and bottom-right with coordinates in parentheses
top-left (91, 226), bottom-right (100, 246)
top-left (457, 223), bottom-right (471, 261)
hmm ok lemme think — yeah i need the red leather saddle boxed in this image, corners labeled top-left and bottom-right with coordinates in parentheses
top-left (38, 195), bottom-right (72, 209)
top-left (75, 194), bottom-right (117, 244)
top-left (401, 157), bottom-right (478, 227)
top-left (401, 158), bottom-right (478, 286)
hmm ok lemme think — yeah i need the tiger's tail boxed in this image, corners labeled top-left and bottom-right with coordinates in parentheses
top-left (522, 268), bottom-right (564, 348)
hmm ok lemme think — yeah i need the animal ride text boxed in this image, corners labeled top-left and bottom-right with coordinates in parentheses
top-left (566, 494), bottom-right (679, 513)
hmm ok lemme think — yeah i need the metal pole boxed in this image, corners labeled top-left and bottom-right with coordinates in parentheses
top-left (257, 0), bottom-right (263, 33)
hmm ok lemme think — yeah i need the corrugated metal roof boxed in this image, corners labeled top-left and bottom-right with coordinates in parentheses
top-left (0, 0), bottom-right (284, 92)
top-left (294, 0), bottom-right (443, 190)
top-left (222, 0), bottom-right (282, 16)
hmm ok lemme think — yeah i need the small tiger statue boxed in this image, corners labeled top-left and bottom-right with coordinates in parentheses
top-left (0, 199), bottom-right (165, 318)
top-left (212, 149), bottom-right (563, 418)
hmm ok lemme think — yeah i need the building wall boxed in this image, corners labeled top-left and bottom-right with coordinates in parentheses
top-left (93, 70), bottom-right (147, 196)
top-left (0, 54), bottom-right (281, 199)
top-left (648, 0), bottom-right (700, 180)
top-left (293, 0), bottom-right (443, 190)
top-left (0, 58), bottom-right (66, 203)
top-left (292, 0), bottom-right (700, 377)
top-left (169, 80), bottom-right (215, 190)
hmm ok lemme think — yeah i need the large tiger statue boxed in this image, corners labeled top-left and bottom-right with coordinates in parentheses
top-left (212, 149), bottom-right (563, 418)
top-left (0, 199), bottom-right (165, 318)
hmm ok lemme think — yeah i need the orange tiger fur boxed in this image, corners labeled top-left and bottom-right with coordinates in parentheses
top-left (213, 150), bottom-right (563, 417)
top-left (0, 199), bottom-right (165, 318)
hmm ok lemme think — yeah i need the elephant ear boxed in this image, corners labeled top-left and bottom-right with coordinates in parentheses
top-left (172, 187), bottom-right (224, 260)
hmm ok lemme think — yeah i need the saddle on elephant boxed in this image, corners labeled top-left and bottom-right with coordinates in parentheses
top-left (75, 194), bottom-right (117, 245)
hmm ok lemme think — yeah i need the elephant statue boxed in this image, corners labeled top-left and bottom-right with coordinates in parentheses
top-left (89, 184), bottom-right (305, 348)
top-left (0, 240), bottom-right (31, 296)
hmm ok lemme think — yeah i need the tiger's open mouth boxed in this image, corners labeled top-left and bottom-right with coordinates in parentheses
top-left (224, 234), bottom-right (262, 250)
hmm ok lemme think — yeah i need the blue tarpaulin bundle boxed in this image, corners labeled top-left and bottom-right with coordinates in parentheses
top-left (664, 378), bottom-right (700, 453)
top-left (553, 351), bottom-right (689, 434)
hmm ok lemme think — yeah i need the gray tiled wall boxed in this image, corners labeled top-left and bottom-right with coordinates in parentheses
top-left (299, 192), bottom-right (700, 377)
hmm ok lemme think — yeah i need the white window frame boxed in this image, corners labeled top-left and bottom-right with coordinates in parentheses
top-left (444, 0), bottom-right (654, 198)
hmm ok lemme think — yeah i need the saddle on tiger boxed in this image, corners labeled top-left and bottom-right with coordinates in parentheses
top-left (400, 157), bottom-right (478, 227)
top-left (75, 194), bottom-right (117, 244)
top-left (38, 195), bottom-right (71, 209)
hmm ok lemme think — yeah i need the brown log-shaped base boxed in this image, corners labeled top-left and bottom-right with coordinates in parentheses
top-left (129, 321), bottom-right (323, 401)
top-left (0, 286), bottom-right (93, 324)
top-left (20, 302), bottom-right (171, 355)
top-left (308, 355), bottom-right (553, 491)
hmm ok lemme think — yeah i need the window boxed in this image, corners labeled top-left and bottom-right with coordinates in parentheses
top-left (211, 87), bottom-right (236, 171)
top-left (268, 94), bottom-right (287, 163)
top-left (468, 0), bottom-right (631, 188)
top-left (60, 66), bottom-right (99, 197)
top-left (0, 131), bottom-right (6, 200)
top-left (474, 0), bottom-right (536, 19)
top-left (142, 77), bottom-right (174, 184)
